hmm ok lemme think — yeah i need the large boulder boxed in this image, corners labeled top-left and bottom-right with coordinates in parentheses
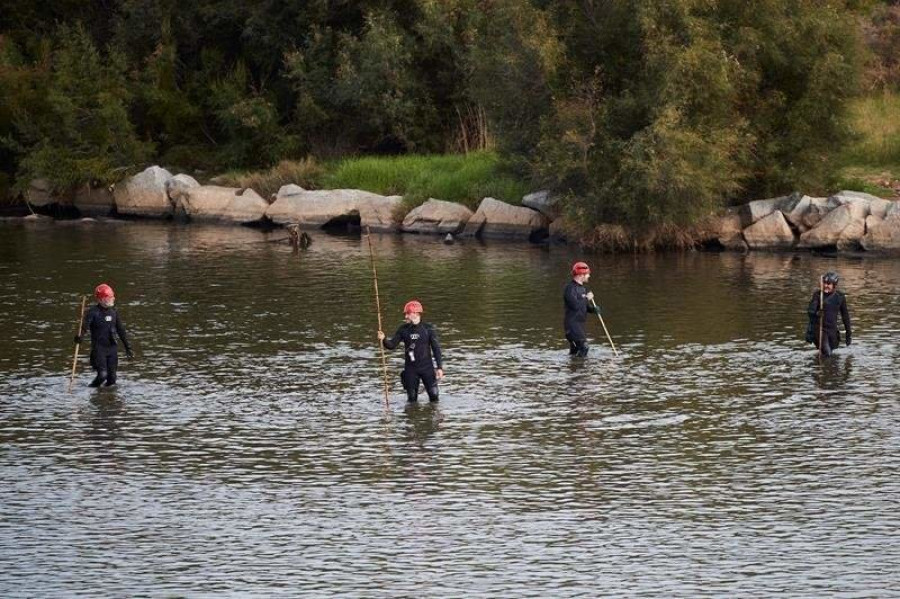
top-left (401, 199), bottom-right (473, 235)
top-left (73, 185), bottom-right (115, 217)
top-left (114, 166), bottom-right (174, 217)
top-left (712, 210), bottom-right (747, 250)
top-left (26, 179), bottom-right (55, 207)
top-left (783, 195), bottom-right (835, 233)
top-left (741, 193), bottom-right (800, 227)
top-left (742, 210), bottom-right (795, 249)
top-left (798, 201), bottom-right (868, 249)
top-left (461, 197), bottom-right (550, 239)
top-left (798, 196), bottom-right (842, 231)
top-left (165, 174), bottom-right (201, 203)
top-left (833, 190), bottom-right (884, 205)
top-left (173, 185), bottom-right (269, 224)
top-left (869, 198), bottom-right (895, 219)
top-left (521, 190), bottom-right (559, 220)
top-left (274, 184), bottom-right (305, 202)
top-left (861, 212), bottom-right (900, 252)
top-left (266, 189), bottom-right (402, 232)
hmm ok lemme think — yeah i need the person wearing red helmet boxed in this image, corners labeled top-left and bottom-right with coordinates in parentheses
top-left (74, 283), bottom-right (134, 387)
top-left (377, 299), bottom-right (444, 402)
top-left (563, 261), bottom-right (599, 357)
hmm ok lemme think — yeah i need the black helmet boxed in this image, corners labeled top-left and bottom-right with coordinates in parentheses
top-left (823, 272), bottom-right (839, 285)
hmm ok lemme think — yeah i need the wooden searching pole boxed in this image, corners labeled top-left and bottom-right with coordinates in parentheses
top-left (68, 295), bottom-right (87, 392)
top-left (365, 227), bottom-right (391, 409)
top-left (590, 297), bottom-right (619, 358)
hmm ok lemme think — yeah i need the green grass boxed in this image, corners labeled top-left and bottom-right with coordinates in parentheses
top-left (213, 151), bottom-right (530, 212)
top-left (832, 91), bottom-right (900, 198)
top-left (842, 91), bottom-right (900, 167)
top-left (322, 151), bottom-right (530, 211)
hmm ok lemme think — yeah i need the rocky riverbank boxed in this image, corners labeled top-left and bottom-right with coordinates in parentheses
top-left (15, 166), bottom-right (900, 253)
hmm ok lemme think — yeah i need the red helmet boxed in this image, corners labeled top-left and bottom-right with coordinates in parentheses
top-left (94, 284), bottom-right (114, 301)
top-left (403, 300), bottom-right (424, 315)
top-left (572, 262), bottom-right (591, 276)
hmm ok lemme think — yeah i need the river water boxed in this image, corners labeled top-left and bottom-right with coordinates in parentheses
top-left (1, 219), bottom-right (898, 597)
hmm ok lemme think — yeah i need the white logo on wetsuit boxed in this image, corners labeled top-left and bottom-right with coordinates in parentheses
top-left (105, 316), bottom-right (113, 322)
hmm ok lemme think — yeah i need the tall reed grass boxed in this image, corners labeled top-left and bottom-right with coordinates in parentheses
top-left (322, 151), bottom-right (529, 211)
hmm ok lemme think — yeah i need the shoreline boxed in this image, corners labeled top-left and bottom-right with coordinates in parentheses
top-left (8, 167), bottom-right (900, 254)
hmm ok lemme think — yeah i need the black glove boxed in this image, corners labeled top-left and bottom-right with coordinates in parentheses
top-left (125, 348), bottom-right (135, 360)
top-left (845, 334), bottom-right (851, 347)
top-left (74, 335), bottom-right (82, 345)
top-left (804, 323), bottom-right (814, 344)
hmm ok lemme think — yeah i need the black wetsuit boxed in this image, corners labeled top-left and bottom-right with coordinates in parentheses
top-left (382, 322), bottom-right (443, 402)
top-left (806, 290), bottom-right (851, 357)
top-left (563, 279), bottom-right (598, 357)
top-left (79, 304), bottom-right (132, 386)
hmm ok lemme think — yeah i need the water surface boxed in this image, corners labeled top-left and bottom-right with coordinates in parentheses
top-left (1, 220), bottom-right (898, 597)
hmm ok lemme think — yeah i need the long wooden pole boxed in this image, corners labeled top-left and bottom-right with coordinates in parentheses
top-left (68, 295), bottom-right (87, 392)
top-left (818, 275), bottom-right (825, 362)
top-left (365, 227), bottom-right (391, 409)
top-left (590, 297), bottom-right (619, 357)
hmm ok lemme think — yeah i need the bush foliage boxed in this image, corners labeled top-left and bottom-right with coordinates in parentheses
top-left (0, 0), bottom-right (891, 229)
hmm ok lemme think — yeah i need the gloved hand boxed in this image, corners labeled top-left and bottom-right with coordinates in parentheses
top-left (125, 348), bottom-right (135, 360)
top-left (804, 324), bottom-right (814, 344)
top-left (845, 334), bottom-right (851, 347)
top-left (74, 335), bottom-right (82, 345)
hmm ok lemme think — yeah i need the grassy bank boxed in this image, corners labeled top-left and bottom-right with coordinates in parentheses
top-left (833, 91), bottom-right (900, 197)
top-left (218, 151), bottom-right (530, 212)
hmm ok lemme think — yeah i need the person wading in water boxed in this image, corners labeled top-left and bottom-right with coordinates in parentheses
top-left (74, 284), bottom-right (134, 387)
top-left (564, 262), bottom-right (599, 357)
top-left (378, 300), bottom-right (444, 402)
top-left (805, 271), bottom-right (852, 358)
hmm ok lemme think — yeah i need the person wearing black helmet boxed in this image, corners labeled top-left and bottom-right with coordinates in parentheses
top-left (805, 272), bottom-right (852, 357)
top-left (564, 262), bottom-right (599, 357)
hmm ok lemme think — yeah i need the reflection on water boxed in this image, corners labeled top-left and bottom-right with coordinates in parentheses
top-left (1, 220), bottom-right (899, 597)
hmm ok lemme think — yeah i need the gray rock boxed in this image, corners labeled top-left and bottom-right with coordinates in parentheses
top-left (834, 190), bottom-right (884, 204)
top-left (741, 193), bottom-right (800, 226)
top-left (166, 174), bottom-right (201, 202)
top-left (798, 202), bottom-right (868, 249)
top-left (266, 189), bottom-right (402, 232)
top-left (521, 190), bottom-right (559, 220)
top-left (174, 185), bottom-right (269, 223)
top-left (276, 184), bottom-right (306, 200)
top-left (861, 211), bottom-right (900, 252)
top-left (26, 179), bottom-right (55, 207)
top-left (114, 166), bottom-right (175, 217)
top-left (742, 210), bottom-right (795, 249)
top-left (868, 198), bottom-right (893, 219)
top-left (461, 197), bottom-right (550, 239)
top-left (401, 199), bottom-right (474, 235)
top-left (713, 210), bottom-right (746, 249)
top-left (865, 214), bottom-right (883, 233)
top-left (800, 196), bottom-right (842, 230)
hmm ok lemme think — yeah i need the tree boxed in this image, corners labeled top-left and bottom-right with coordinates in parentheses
top-left (14, 25), bottom-right (152, 191)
